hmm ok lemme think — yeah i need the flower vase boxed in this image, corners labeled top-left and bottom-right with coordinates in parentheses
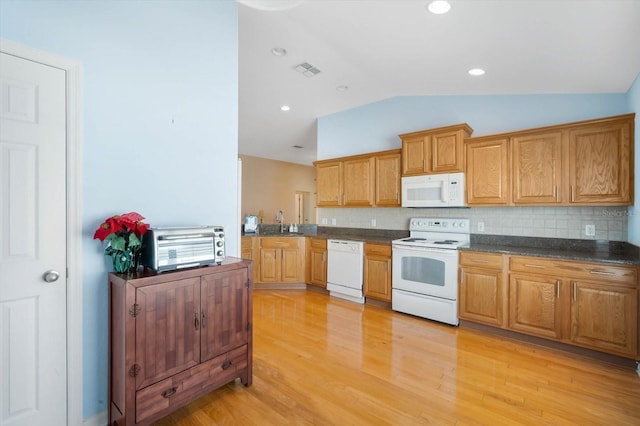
top-left (112, 247), bottom-right (141, 274)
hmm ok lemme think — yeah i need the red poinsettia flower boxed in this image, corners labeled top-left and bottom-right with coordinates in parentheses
top-left (93, 212), bottom-right (149, 242)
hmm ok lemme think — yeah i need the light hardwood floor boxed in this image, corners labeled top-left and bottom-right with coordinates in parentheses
top-left (155, 289), bottom-right (640, 425)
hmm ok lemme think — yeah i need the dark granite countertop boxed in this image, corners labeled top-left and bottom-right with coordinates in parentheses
top-left (463, 235), bottom-right (640, 266)
top-left (243, 225), bottom-right (640, 266)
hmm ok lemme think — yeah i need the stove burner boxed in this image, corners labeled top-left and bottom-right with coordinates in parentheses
top-left (434, 240), bottom-right (459, 244)
top-left (403, 238), bottom-right (426, 242)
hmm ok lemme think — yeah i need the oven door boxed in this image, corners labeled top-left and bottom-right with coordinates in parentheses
top-left (392, 245), bottom-right (459, 300)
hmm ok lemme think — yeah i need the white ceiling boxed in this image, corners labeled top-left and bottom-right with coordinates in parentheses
top-left (238, 0), bottom-right (640, 166)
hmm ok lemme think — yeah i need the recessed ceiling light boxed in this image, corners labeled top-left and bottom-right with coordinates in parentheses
top-left (280, 105), bottom-right (291, 111)
top-left (427, 1), bottom-right (451, 15)
top-left (336, 85), bottom-right (349, 92)
top-left (468, 68), bottom-right (486, 76)
top-left (271, 47), bottom-right (287, 56)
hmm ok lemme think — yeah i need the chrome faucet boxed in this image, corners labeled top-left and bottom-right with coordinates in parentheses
top-left (276, 210), bottom-right (284, 233)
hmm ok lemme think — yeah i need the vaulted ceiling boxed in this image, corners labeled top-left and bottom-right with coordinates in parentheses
top-left (238, 0), bottom-right (640, 165)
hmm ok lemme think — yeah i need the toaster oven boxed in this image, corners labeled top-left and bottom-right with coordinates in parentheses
top-left (140, 226), bottom-right (225, 272)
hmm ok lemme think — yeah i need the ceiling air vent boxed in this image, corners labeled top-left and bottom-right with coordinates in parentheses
top-left (294, 62), bottom-right (321, 78)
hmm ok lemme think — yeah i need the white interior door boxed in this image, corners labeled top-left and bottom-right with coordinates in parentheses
top-left (0, 51), bottom-right (67, 426)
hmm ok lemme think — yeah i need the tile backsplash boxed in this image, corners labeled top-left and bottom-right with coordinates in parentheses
top-left (316, 206), bottom-right (631, 241)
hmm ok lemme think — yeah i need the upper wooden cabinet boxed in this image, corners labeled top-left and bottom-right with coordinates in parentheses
top-left (465, 136), bottom-right (510, 206)
top-left (512, 131), bottom-right (564, 204)
top-left (343, 156), bottom-right (375, 207)
top-left (568, 118), bottom-right (633, 204)
top-left (465, 113), bottom-right (635, 207)
top-left (314, 149), bottom-right (401, 208)
top-left (374, 151), bottom-right (401, 206)
top-left (400, 123), bottom-right (473, 176)
top-left (316, 161), bottom-right (342, 207)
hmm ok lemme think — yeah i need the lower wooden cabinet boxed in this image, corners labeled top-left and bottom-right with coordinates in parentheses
top-left (459, 252), bottom-right (506, 327)
top-left (108, 258), bottom-right (253, 425)
top-left (459, 251), bottom-right (639, 359)
top-left (364, 242), bottom-right (392, 302)
top-left (256, 237), bottom-right (305, 283)
top-left (241, 236), bottom-right (253, 260)
top-left (508, 273), bottom-right (563, 339)
top-left (307, 237), bottom-right (327, 288)
top-left (570, 279), bottom-right (638, 356)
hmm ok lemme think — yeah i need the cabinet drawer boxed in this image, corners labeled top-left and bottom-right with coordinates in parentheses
top-left (260, 237), bottom-right (300, 249)
top-left (310, 238), bottom-right (327, 249)
top-left (509, 256), bottom-right (637, 286)
top-left (365, 243), bottom-right (391, 257)
top-left (135, 345), bottom-right (248, 423)
top-left (459, 251), bottom-right (502, 269)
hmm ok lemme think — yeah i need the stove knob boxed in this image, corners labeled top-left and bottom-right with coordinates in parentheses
top-left (452, 222), bottom-right (458, 228)
top-left (459, 222), bottom-right (466, 228)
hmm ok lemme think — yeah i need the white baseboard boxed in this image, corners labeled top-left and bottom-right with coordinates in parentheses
top-left (83, 411), bottom-right (107, 426)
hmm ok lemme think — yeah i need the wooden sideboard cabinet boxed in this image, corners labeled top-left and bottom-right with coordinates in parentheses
top-left (108, 258), bottom-right (253, 425)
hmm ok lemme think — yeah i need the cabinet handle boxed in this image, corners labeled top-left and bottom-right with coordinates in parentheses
top-left (573, 282), bottom-right (577, 301)
top-left (471, 259), bottom-right (489, 263)
top-left (161, 386), bottom-right (178, 398)
top-left (201, 309), bottom-right (206, 328)
top-left (524, 264), bottom-right (545, 269)
top-left (194, 311), bottom-right (200, 330)
top-left (553, 185), bottom-right (558, 201)
top-left (556, 280), bottom-right (560, 299)
top-left (221, 359), bottom-right (233, 370)
top-left (571, 185), bottom-right (575, 201)
top-left (589, 270), bottom-right (615, 276)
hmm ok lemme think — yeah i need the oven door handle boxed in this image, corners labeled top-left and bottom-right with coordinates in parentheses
top-left (392, 245), bottom-right (459, 257)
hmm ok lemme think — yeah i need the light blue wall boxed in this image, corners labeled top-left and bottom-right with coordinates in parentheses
top-left (318, 94), bottom-right (629, 159)
top-left (628, 73), bottom-right (640, 246)
top-left (0, 0), bottom-right (238, 418)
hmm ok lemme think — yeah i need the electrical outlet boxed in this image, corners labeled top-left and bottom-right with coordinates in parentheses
top-left (331, 218), bottom-right (337, 226)
top-left (477, 222), bottom-right (485, 232)
top-left (585, 224), bottom-right (595, 236)
top-left (321, 218), bottom-right (328, 225)
top-left (371, 218), bottom-right (377, 227)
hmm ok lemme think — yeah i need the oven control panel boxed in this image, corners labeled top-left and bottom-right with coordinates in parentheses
top-left (409, 218), bottom-right (469, 232)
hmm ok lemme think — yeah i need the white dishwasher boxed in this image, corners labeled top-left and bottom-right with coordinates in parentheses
top-left (327, 239), bottom-right (364, 304)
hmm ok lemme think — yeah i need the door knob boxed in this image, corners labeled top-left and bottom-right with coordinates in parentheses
top-left (43, 270), bottom-right (60, 283)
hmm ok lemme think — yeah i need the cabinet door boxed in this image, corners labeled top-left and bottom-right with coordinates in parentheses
top-left (512, 131), bottom-right (563, 204)
top-left (568, 119), bottom-right (632, 204)
top-left (309, 249), bottom-right (327, 287)
top-left (241, 237), bottom-right (253, 260)
top-left (135, 277), bottom-right (201, 390)
top-left (201, 269), bottom-right (249, 361)
top-left (459, 267), bottom-right (504, 327)
top-left (375, 152), bottom-right (401, 206)
top-left (569, 280), bottom-right (637, 357)
top-left (402, 137), bottom-right (427, 175)
top-left (281, 247), bottom-right (302, 282)
top-left (259, 247), bottom-right (280, 282)
top-left (509, 274), bottom-right (562, 339)
top-left (343, 157), bottom-right (374, 206)
top-left (431, 130), bottom-right (464, 173)
top-left (316, 161), bottom-right (342, 206)
top-left (364, 248), bottom-right (392, 302)
top-left (465, 138), bottom-right (510, 205)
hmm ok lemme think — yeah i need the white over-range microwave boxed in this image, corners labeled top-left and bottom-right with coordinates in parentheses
top-left (401, 172), bottom-right (465, 208)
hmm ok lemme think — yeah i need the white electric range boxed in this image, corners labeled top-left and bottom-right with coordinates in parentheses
top-left (391, 218), bottom-right (470, 325)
